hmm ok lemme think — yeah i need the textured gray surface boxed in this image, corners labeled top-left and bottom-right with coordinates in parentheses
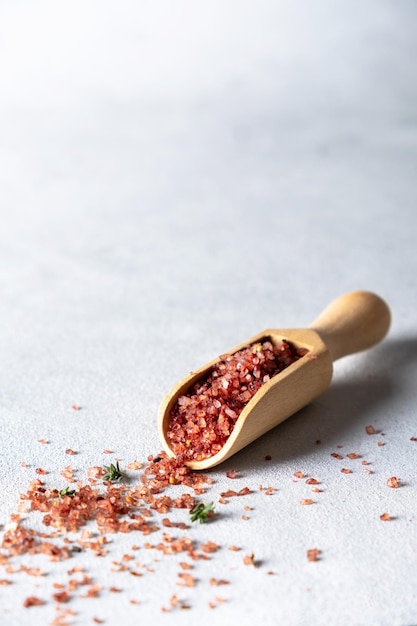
top-left (0, 1), bottom-right (416, 624)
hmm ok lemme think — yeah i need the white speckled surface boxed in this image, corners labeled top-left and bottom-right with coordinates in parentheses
top-left (1, 1), bottom-right (417, 625)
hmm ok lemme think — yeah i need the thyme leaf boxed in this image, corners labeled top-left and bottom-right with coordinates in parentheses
top-left (58, 486), bottom-right (75, 498)
top-left (190, 501), bottom-right (214, 524)
top-left (102, 460), bottom-right (125, 483)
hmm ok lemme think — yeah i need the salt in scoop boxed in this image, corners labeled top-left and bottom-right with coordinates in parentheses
top-left (158, 291), bottom-right (391, 470)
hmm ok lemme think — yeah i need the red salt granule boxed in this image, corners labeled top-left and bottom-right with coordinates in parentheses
top-left (201, 541), bottom-right (219, 554)
top-left (87, 466), bottom-right (105, 481)
top-left (53, 590), bottom-right (71, 603)
top-left (307, 548), bottom-right (320, 562)
top-left (243, 553), bottom-right (256, 567)
top-left (177, 572), bottom-right (197, 587)
top-left (60, 466), bottom-right (76, 483)
top-left (209, 596), bottom-right (227, 608)
top-left (82, 584), bottom-right (102, 598)
top-left (380, 513), bottom-right (391, 521)
top-left (210, 578), bottom-right (229, 585)
top-left (300, 499), bottom-right (314, 506)
top-left (162, 518), bottom-right (188, 530)
top-left (51, 608), bottom-right (76, 626)
top-left (20, 565), bottom-right (43, 577)
top-left (219, 489), bottom-right (237, 498)
top-left (162, 594), bottom-right (191, 612)
top-left (387, 476), bottom-right (399, 488)
top-left (167, 339), bottom-right (307, 461)
top-left (127, 461), bottom-right (143, 470)
top-left (23, 595), bottom-right (45, 607)
top-left (366, 425), bottom-right (376, 435)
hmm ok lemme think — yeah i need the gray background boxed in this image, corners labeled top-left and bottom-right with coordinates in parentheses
top-left (0, 1), bottom-right (416, 625)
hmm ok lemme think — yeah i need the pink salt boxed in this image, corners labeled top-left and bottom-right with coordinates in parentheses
top-left (167, 339), bottom-right (307, 461)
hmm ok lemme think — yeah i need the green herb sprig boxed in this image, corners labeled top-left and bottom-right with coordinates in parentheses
top-left (190, 501), bottom-right (214, 524)
top-left (103, 460), bottom-right (125, 483)
top-left (58, 486), bottom-right (75, 498)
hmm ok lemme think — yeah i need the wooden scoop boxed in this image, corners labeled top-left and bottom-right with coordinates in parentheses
top-left (158, 291), bottom-right (391, 470)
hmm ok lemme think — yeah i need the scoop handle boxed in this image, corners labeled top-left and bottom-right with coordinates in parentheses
top-left (309, 290), bottom-right (391, 361)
